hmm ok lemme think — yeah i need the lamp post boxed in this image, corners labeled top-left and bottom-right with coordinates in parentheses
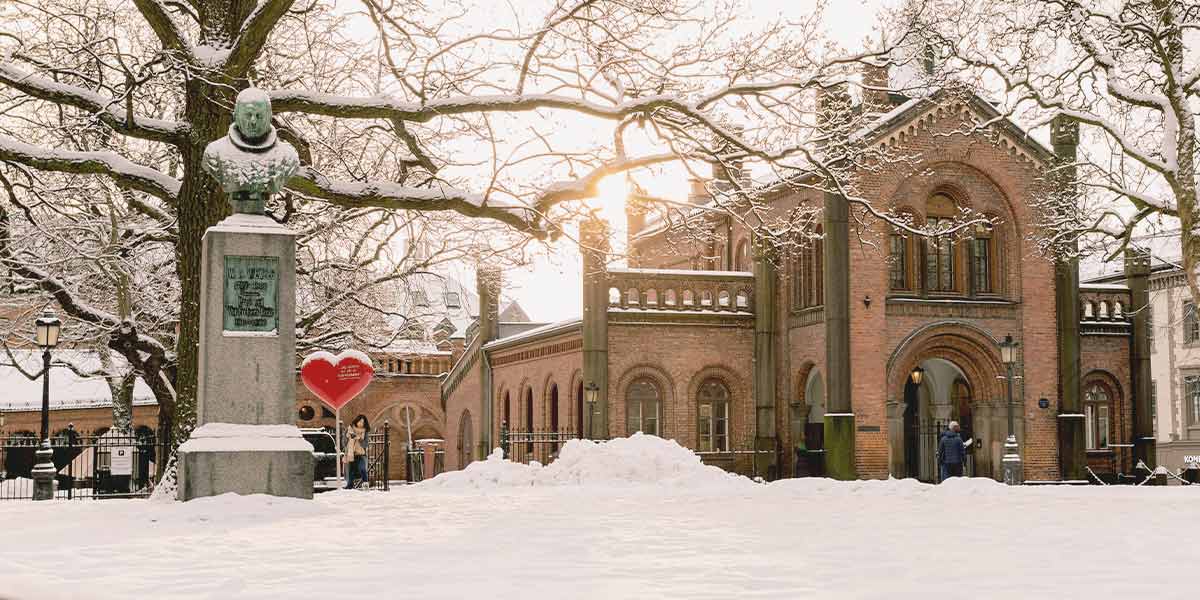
top-left (32, 309), bottom-right (62, 500)
top-left (584, 381), bottom-right (599, 439)
top-left (999, 334), bottom-right (1022, 486)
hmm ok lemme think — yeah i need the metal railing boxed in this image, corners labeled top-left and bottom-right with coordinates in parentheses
top-left (500, 422), bottom-right (581, 465)
top-left (1, 431), bottom-right (169, 500)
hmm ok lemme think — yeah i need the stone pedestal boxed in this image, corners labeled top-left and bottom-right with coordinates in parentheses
top-left (31, 441), bottom-right (56, 500)
top-left (179, 214), bottom-right (313, 500)
top-left (178, 424), bottom-right (313, 500)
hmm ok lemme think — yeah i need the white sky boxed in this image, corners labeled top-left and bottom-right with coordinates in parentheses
top-left (501, 0), bottom-right (893, 323)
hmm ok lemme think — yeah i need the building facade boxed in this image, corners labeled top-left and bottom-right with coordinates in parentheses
top-left (443, 81), bottom-right (1155, 483)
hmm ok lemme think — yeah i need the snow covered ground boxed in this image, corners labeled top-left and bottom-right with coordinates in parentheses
top-left (2, 434), bottom-right (1198, 600)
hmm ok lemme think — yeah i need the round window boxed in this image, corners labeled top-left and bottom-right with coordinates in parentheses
top-left (298, 405), bottom-right (315, 421)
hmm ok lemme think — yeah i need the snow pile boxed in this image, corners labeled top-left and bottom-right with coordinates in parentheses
top-left (423, 433), bottom-right (754, 490)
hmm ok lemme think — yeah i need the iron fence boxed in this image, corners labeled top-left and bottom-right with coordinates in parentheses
top-left (366, 422), bottom-right (390, 490)
top-left (500, 422), bottom-right (581, 465)
top-left (1, 430), bottom-right (169, 500)
top-left (920, 419), bottom-right (976, 482)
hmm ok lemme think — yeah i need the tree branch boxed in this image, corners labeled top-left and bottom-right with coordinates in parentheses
top-left (131, 0), bottom-right (193, 57)
top-left (0, 63), bottom-right (189, 144)
top-left (224, 0), bottom-right (298, 77)
top-left (0, 137), bottom-right (181, 201)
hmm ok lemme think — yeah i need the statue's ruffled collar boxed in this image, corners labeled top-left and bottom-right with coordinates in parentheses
top-left (228, 124), bottom-right (277, 152)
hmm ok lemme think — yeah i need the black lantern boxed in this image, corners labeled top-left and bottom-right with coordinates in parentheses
top-left (35, 310), bottom-right (61, 349)
top-left (910, 366), bottom-right (925, 386)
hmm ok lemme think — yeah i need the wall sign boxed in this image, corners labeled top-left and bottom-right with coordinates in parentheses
top-left (223, 256), bottom-right (279, 332)
top-left (1038, 398), bottom-right (1050, 409)
top-left (110, 446), bottom-right (133, 476)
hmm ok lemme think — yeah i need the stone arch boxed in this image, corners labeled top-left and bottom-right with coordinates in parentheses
top-left (684, 364), bottom-right (748, 451)
top-left (374, 402), bottom-right (445, 442)
top-left (568, 368), bottom-right (584, 437)
top-left (616, 363), bottom-right (677, 438)
top-left (885, 322), bottom-right (1008, 480)
top-left (542, 373), bottom-right (562, 432)
top-left (1083, 369), bottom-right (1124, 451)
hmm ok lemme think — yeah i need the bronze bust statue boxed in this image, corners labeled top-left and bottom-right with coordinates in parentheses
top-left (203, 88), bottom-right (299, 214)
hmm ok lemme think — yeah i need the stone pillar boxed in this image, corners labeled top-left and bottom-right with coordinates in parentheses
top-left (823, 190), bottom-right (856, 479)
top-left (179, 214), bottom-right (314, 501)
top-left (580, 220), bottom-right (611, 439)
top-left (476, 265), bottom-right (501, 457)
top-left (752, 238), bottom-right (779, 477)
top-left (1050, 114), bottom-right (1086, 481)
top-left (1126, 248), bottom-right (1155, 471)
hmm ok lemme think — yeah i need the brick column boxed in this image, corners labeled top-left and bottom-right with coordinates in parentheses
top-left (823, 190), bottom-right (856, 479)
top-left (580, 219), bottom-right (610, 438)
top-left (1050, 114), bottom-right (1086, 481)
top-left (476, 264), bottom-right (501, 457)
top-left (753, 238), bottom-right (779, 477)
top-left (1126, 249), bottom-right (1155, 471)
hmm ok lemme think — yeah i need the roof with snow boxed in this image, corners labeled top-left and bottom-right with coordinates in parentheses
top-left (0, 350), bottom-right (156, 412)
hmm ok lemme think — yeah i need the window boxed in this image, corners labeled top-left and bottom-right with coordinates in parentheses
top-left (889, 230), bottom-right (910, 291)
top-left (971, 222), bottom-right (993, 294)
top-left (1188, 375), bottom-right (1200, 427)
top-left (925, 194), bottom-right (957, 293)
top-left (1084, 383), bottom-right (1110, 450)
top-left (1185, 302), bottom-right (1199, 343)
top-left (502, 392), bottom-right (511, 428)
top-left (298, 405), bottom-right (315, 421)
top-left (444, 292), bottom-right (461, 308)
top-left (524, 389), bottom-right (534, 452)
top-left (697, 379), bottom-right (730, 452)
top-left (458, 411), bottom-right (473, 468)
top-left (925, 217), bottom-right (955, 292)
top-left (412, 290), bottom-right (429, 307)
top-left (1083, 302), bottom-right (1094, 319)
top-left (734, 239), bottom-right (750, 271)
top-left (793, 227), bottom-right (824, 309)
top-left (321, 406), bottom-right (335, 419)
top-left (626, 378), bottom-right (661, 436)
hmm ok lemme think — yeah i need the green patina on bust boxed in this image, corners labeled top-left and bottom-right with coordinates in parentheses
top-left (202, 88), bottom-right (300, 214)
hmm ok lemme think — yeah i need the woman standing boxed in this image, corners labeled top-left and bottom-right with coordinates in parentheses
top-left (344, 415), bottom-right (370, 489)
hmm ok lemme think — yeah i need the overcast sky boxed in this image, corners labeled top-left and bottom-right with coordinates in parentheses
top-left (498, 0), bottom-right (893, 323)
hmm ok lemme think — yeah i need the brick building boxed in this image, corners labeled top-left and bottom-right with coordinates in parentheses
top-left (443, 77), bottom-right (1155, 483)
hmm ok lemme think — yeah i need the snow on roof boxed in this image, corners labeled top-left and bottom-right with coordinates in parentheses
top-left (483, 318), bottom-right (583, 352)
top-left (0, 350), bottom-right (155, 411)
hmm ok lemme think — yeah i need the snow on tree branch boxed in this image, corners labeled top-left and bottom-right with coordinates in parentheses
top-left (0, 137), bottom-right (180, 201)
top-left (225, 0), bottom-right (298, 77)
top-left (0, 63), bottom-right (188, 144)
top-left (131, 0), bottom-right (194, 57)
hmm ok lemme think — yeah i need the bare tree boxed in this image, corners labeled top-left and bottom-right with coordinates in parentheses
top-left (0, 0), bottom-right (942, 443)
top-left (908, 0), bottom-right (1197, 294)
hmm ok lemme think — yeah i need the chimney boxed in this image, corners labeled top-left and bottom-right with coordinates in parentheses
top-left (475, 264), bottom-right (501, 344)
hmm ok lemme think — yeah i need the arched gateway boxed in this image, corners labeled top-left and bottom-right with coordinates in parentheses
top-left (886, 323), bottom-right (1010, 481)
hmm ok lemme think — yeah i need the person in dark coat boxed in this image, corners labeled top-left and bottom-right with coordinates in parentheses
top-left (938, 421), bottom-right (966, 481)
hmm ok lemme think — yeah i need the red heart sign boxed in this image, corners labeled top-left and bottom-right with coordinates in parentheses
top-left (300, 350), bottom-right (374, 411)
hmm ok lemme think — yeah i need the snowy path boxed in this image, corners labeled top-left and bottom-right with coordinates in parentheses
top-left (3, 436), bottom-right (1199, 599)
top-left (2, 479), bottom-right (1199, 599)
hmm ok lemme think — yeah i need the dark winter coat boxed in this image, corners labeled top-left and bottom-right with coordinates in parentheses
top-left (938, 430), bottom-right (966, 465)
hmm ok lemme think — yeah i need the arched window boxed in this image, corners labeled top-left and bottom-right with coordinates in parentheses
top-left (734, 239), bottom-right (750, 271)
top-left (970, 221), bottom-right (994, 294)
top-left (549, 384), bottom-right (560, 432)
top-left (625, 378), bottom-right (661, 436)
top-left (576, 379), bottom-right (585, 437)
top-left (697, 379), bottom-right (730, 452)
top-left (664, 289), bottom-right (677, 306)
top-left (627, 288), bottom-right (639, 305)
top-left (458, 411), bottom-right (474, 468)
top-left (1098, 301), bottom-right (1109, 319)
top-left (609, 288), bottom-right (620, 305)
top-left (682, 290), bottom-right (695, 306)
top-left (645, 289), bottom-right (658, 306)
top-left (524, 388), bottom-right (534, 452)
top-left (1084, 382), bottom-right (1111, 450)
top-left (925, 193), bottom-right (957, 293)
top-left (794, 226), bottom-right (824, 308)
top-left (1083, 301), bottom-right (1095, 319)
top-left (889, 226), bottom-right (911, 291)
top-left (1113, 301), bottom-right (1123, 319)
top-left (502, 391), bottom-right (511, 429)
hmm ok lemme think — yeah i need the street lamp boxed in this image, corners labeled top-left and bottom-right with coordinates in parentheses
top-left (584, 381), bottom-right (599, 439)
top-left (910, 366), bottom-right (925, 386)
top-left (32, 309), bottom-right (61, 500)
top-left (999, 334), bottom-right (1022, 486)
